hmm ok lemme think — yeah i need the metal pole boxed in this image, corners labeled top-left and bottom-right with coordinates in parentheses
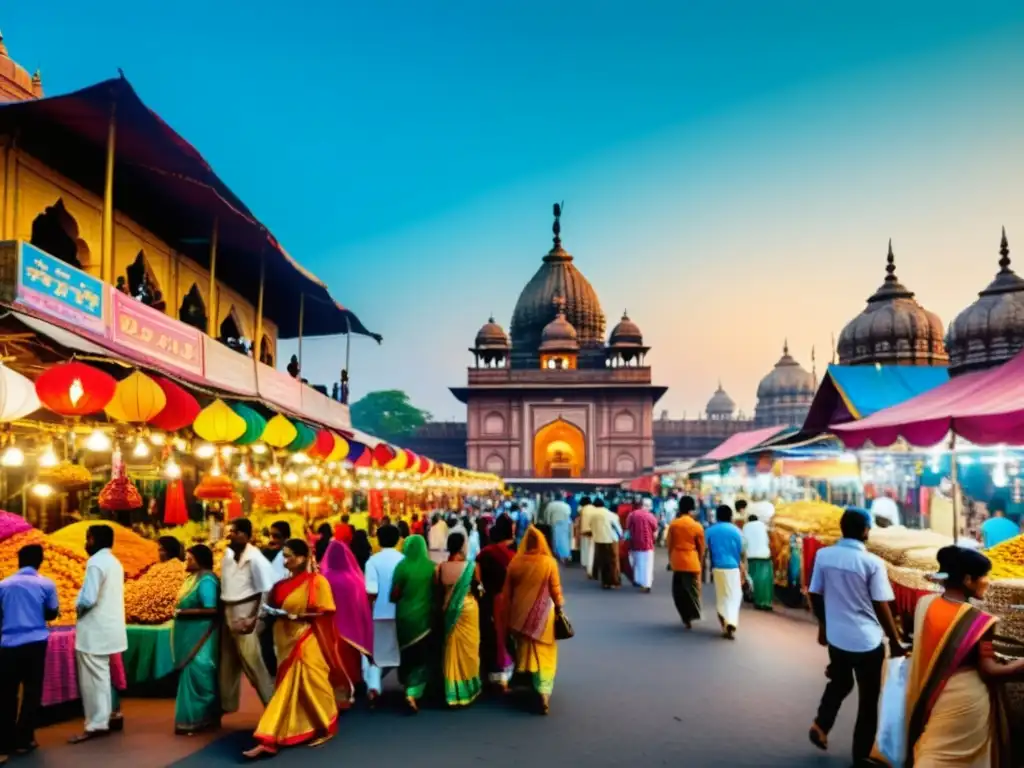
top-left (101, 102), bottom-right (117, 283)
top-left (949, 433), bottom-right (959, 544)
top-left (297, 293), bottom-right (305, 369)
top-left (253, 248), bottom-right (265, 375)
top-left (207, 217), bottom-right (219, 336)
top-left (344, 313), bottom-right (351, 373)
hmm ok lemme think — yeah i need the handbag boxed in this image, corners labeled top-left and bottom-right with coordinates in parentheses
top-left (554, 608), bottom-right (575, 641)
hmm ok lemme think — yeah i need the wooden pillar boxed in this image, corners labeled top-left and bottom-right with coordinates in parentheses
top-left (253, 248), bottom-right (265, 373)
top-left (297, 293), bottom-right (305, 368)
top-left (207, 217), bottom-right (219, 335)
top-left (101, 103), bottom-right (117, 283)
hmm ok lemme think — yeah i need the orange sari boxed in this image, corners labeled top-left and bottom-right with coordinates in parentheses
top-left (254, 572), bottom-right (350, 752)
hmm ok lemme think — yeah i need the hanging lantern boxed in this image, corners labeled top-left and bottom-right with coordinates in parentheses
top-left (98, 447), bottom-right (143, 511)
top-left (35, 361), bottom-right (116, 416)
top-left (253, 481), bottom-right (285, 511)
top-left (148, 376), bottom-right (201, 432)
top-left (226, 493), bottom-right (243, 521)
top-left (287, 422), bottom-right (316, 453)
top-left (0, 363), bottom-right (40, 422)
top-left (231, 403), bottom-right (267, 445)
top-left (385, 448), bottom-right (408, 471)
top-left (104, 370), bottom-right (167, 423)
top-left (262, 414), bottom-right (298, 448)
top-left (326, 433), bottom-right (349, 462)
top-left (195, 472), bottom-right (234, 501)
top-left (373, 443), bottom-right (396, 467)
top-left (193, 399), bottom-right (247, 443)
top-left (347, 440), bottom-right (367, 464)
top-left (352, 444), bottom-right (373, 468)
top-left (308, 429), bottom-right (334, 460)
top-left (163, 478), bottom-right (188, 525)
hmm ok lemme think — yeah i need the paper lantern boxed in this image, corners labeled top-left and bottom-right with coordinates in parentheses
top-left (104, 370), bottom-right (167, 423)
top-left (35, 361), bottom-right (116, 416)
top-left (352, 444), bottom-right (373, 468)
top-left (148, 376), bottom-right (201, 432)
top-left (373, 443), bottom-right (396, 467)
top-left (287, 422), bottom-right (316, 452)
top-left (195, 472), bottom-right (234, 501)
top-left (385, 448), bottom-right (409, 471)
top-left (308, 429), bottom-right (334, 460)
top-left (326, 433), bottom-right (349, 462)
top-left (231, 403), bottom-right (267, 445)
top-left (253, 482), bottom-right (285, 511)
top-left (346, 440), bottom-right (367, 464)
top-left (262, 414), bottom-right (298, 448)
top-left (226, 494), bottom-right (243, 521)
top-left (193, 399), bottom-right (247, 443)
top-left (98, 448), bottom-right (142, 511)
top-left (163, 478), bottom-right (188, 525)
top-left (0, 364), bottom-right (40, 422)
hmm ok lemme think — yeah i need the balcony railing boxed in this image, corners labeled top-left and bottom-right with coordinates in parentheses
top-left (467, 367), bottom-right (653, 385)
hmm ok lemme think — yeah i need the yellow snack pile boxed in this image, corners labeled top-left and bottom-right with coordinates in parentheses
top-left (48, 521), bottom-right (159, 578)
top-left (771, 500), bottom-right (844, 540)
top-left (125, 559), bottom-right (186, 625)
top-left (986, 535), bottom-right (1024, 580)
top-left (0, 529), bottom-right (89, 626)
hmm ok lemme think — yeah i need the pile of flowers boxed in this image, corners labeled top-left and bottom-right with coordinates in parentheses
top-left (48, 520), bottom-right (159, 578)
top-left (124, 558), bottom-right (186, 625)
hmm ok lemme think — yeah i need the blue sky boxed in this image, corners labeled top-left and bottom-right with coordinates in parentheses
top-left (5, 2), bottom-right (1024, 419)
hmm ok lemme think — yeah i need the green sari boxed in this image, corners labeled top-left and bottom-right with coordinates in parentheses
top-left (172, 571), bottom-right (220, 733)
top-left (441, 558), bottom-right (481, 706)
top-left (392, 535), bottom-right (437, 700)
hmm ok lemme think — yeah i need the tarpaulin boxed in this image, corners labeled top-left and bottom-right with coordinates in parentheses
top-left (699, 425), bottom-right (793, 463)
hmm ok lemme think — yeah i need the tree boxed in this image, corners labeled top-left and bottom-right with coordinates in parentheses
top-left (350, 390), bottom-right (431, 441)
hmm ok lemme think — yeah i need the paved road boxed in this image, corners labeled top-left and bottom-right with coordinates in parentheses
top-left (28, 552), bottom-right (862, 767)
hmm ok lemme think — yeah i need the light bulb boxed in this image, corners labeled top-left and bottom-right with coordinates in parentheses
top-left (132, 438), bottom-right (150, 458)
top-left (237, 463), bottom-right (249, 480)
top-left (210, 464), bottom-right (222, 477)
top-left (220, 446), bottom-right (234, 458)
top-left (164, 458), bottom-right (182, 479)
top-left (292, 452), bottom-right (310, 465)
top-left (1, 445), bottom-right (24, 467)
top-left (31, 482), bottom-right (54, 498)
top-left (249, 478), bottom-right (262, 489)
top-left (283, 471), bottom-right (299, 486)
top-left (149, 432), bottom-right (166, 446)
top-left (343, 478), bottom-right (353, 489)
top-left (268, 464), bottom-right (282, 477)
top-left (85, 429), bottom-right (112, 452)
top-left (250, 443), bottom-right (268, 455)
top-left (38, 445), bottom-right (59, 468)
top-left (173, 437), bottom-right (188, 452)
top-left (195, 443), bottom-right (216, 459)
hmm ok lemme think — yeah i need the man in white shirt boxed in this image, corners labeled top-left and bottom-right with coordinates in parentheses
top-left (578, 496), bottom-right (599, 578)
top-left (363, 524), bottom-right (405, 704)
top-left (258, 520), bottom-right (290, 676)
top-left (427, 514), bottom-right (449, 564)
top-left (741, 510), bottom-right (773, 610)
top-left (70, 525), bottom-right (127, 744)
top-left (869, 495), bottom-right (901, 528)
top-left (219, 518), bottom-right (275, 714)
top-left (590, 499), bottom-right (623, 589)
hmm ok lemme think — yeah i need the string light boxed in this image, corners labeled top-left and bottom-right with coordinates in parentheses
top-left (149, 432), bottom-right (166, 446)
top-left (163, 458), bottom-right (182, 479)
top-left (0, 445), bottom-right (24, 467)
top-left (195, 443), bottom-right (216, 459)
top-left (283, 471), bottom-right (299, 486)
top-left (31, 482), bottom-right (54, 498)
top-left (85, 429), bottom-right (112, 452)
top-left (173, 437), bottom-right (188, 452)
top-left (38, 444), bottom-right (59, 468)
top-left (132, 437), bottom-right (150, 459)
top-left (291, 453), bottom-right (310, 465)
top-left (250, 443), bottom-right (268, 455)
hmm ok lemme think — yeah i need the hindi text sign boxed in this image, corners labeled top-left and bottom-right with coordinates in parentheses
top-left (110, 289), bottom-right (204, 377)
top-left (17, 243), bottom-right (106, 336)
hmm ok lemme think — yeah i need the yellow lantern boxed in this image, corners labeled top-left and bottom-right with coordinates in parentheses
top-left (262, 414), bottom-right (298, 448)
top-left (104, 370), bottom-right (167, 423)
top-left (326, 433), bottom-right (349, 462)
top-left (193, 399), bottom-right (247, 443)
top-left (385, 448), bottom-right (408, 471)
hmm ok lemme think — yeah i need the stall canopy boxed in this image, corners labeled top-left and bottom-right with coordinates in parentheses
top-left (0, 77), bottom-right (380, 341)
top-left (802, 365), bottom-right (949, 435)
top-left (699, 425), bottom-right (794, 463)
top-left (832, 350), bottom-right (1024, 448)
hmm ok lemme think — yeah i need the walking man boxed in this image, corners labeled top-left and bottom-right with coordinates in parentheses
top-left (626, 498), bottom-right (658, 593)
top-left (667, 496), bottom-right (705, 628)
top-left (363, 524), bottom-right (405, 706)
top-left (705, 505), bottom-right (746, 639)
top-left (590, 499), bottom-right (623, 589)
top-left (70, 525), bottom-right (127, 744)
top-left (0, 544), bottom-right (59, 757)
top-left (808, 509), bottom-right (904, 766)
top-left (578, 496), bottom-right (598, 578)
top-left (742, 511), bottom-right (773, 610)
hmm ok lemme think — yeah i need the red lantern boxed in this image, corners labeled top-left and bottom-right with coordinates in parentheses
top-left (309, 429), bottom-right (334, 460)
top-left (195, 473), bottom-right (234, 501)
top-left (373, 443), bottom-right (396, 467)
top-left (226, 494), bottom-right (243, 521)
top-left (414, 455), bottom-right (429, 474)
top-left (148, 376), bottom-right (201, 431)
top-left (163, 478), bottom-right (188, 525)
top-left (35, 361), bottom-right (116, 416)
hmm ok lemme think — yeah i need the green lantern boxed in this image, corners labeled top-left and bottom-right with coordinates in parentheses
top-left (231, 402), bottom-right (268, 445)
top-left (287, 421), bottom-right (316, 452)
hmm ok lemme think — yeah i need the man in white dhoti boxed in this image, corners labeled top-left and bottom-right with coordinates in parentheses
top-left (219, 519), bottom-right (276, 713)
top-left (70, 525), bottom-right (127, 744)
top-left (578, 496), bottom-right (598, 578)
top-left (363, 524), bottom-right (404, 705)
top-left (427, 514), bottom-right (449, 564)
top-left (704, 505), bottom-right (746, 639)
top-left (626, 498), bottom-right (659, 593)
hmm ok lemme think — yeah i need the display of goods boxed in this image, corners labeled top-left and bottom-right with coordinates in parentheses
top-left (986, 535), bottom-right (1024, 580)
top-left (249, 511), bottom-right (307, 541)
top-left (195, 473), bottom-right (233, 501)
top-left (0, 510), bottom-right (32, 543)
top-left (866, 527), bottom-right (954, 567)
top-left (770, 501), bottom-right (843, 539)
top-left (983, 580), bottom-right (1024, 646)
top-left (885, 562), bottom-right (940, 593)
top-left (124, 558), bottom-right (186, 624)
top-left (48, 520), bottom-right (159, 579)
top-left (253, 482), bottom-right (285, 511)
top-left (40, 461), bottom-right (93, 489)
top-left (98, 447), bottom-right (143, 511)
top-left (0, 528), bottom-right (88, 627)
top-left (902, 547), bottom-right (940, 572)
top-left (159, 521), bottom-right (211, 549)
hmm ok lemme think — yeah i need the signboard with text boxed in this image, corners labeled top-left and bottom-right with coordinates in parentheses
top-left (110, 289), bottom-right (205, 377)
top-left (17, 243), bottom-right (106, 336)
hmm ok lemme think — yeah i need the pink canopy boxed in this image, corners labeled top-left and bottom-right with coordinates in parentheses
top-left (700, 425), bottom-right (791, 462)
top-left (832, 349), bottom-right (1024, 448)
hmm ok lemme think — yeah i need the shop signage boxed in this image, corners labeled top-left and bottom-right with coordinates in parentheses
top-left (256, 361), bottom-right (303, 412)
top-left (16, 243), bottom-right (107, 336)
top-left (110, 289), bottom-right (204, 377)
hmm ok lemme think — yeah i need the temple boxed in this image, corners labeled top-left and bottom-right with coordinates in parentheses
top-left (0, 32), bottom-right (43, 102)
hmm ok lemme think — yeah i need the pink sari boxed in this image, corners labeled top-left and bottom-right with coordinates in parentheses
top-left (320, 541), bottom-right (373, 700)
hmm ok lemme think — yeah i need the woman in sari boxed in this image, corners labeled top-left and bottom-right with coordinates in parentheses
top-left (476, 516), bottom-right (516, 690)
top-left (244, 540), bottom-right (349, 760)
top-left (904, 546), bottom-right (1022, 767)
top-left (436, 532), bottom-right (482, 707)
top-left (350, 530), bottom-right (373, 571)
top-left (172, 544), bottom-right (220, 735)
top-left (319, 540), bottom-right (372, 708)
top-left (390, 534), bottom-right (437, 712)
top-left (503, 526), bottom-right (565, 714)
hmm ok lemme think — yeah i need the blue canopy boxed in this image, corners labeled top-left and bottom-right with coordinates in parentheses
top-left (802, 364), bottom-right (948, 435)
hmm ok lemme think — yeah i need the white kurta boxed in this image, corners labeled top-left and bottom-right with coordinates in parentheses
top-left (713, 568), bottom-right (743, 630)
top-left (75, 548), bottom-right (127, 733)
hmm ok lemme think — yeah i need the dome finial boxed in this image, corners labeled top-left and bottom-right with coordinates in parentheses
top-left (488, 313), bottom-right (495, 323)
top-left (783, 338), bottom-right (789, 355)
top-left (552, 294), bottom-right (566, 316)
top-left (885, 239), bottom-right (897, 281)
top-left (552, 202), bottom-right (563, 248)
top-left (999, 226), bottom-right (1011, 272)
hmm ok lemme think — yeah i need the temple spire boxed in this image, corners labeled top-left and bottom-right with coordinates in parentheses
top-left (999, 226), bottom-right (1011, 273)
top-left (885, 239), bottom-right (897, 282)
top-left (552, 202), bottom-right (563, 248)
top-left (783, 338), bottom-right (789, 356)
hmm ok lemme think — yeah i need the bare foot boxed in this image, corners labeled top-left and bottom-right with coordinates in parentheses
top-left (405, 695), bottom-right (419, 713)
top-left (243, 745), bottom-right (276, 760)
top-left (308, 735), bottom-right (333, 748)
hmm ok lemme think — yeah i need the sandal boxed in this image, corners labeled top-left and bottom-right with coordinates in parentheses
top-left (308, 735), bottom-right (333, 748)
top-left (68, 731), bottom-right (110, 745)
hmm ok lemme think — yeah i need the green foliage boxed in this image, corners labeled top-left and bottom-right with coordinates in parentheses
top-left (350, 390), bottom-right (431, 440)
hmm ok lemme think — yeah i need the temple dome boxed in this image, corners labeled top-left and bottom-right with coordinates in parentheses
top-left (510, 206), bottom-right (605, 355)
top-left (706, 383), bottom-right (736, 419)
top-left (608, 311), bottom-right (643, 347)
top-left (474, 316), bottom-right (509, 350)
top-left (837, 241), bottom-right (947, 367)
top-left (945, 228), bottom-right (1024, 376)
top-left (756, 341), bottom-right (816, 400)
top-left (0, 32), bottom-right (43, 102)
top-left (538, 304), bottom-right (579, 353)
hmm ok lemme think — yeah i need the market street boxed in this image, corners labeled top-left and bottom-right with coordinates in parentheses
top-left (23, 552), bottom-right (859, 768)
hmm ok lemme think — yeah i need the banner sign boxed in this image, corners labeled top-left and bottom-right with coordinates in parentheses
top-left (256, 361), bottom-right (303, 412)
top-left (110, 289), bottom-right (204, 377)
top-left (17, 243), bottom-right (106, 336)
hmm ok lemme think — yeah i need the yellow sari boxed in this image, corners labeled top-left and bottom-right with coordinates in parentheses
top-left (254, 572), bottom-right (347, 752)
top-left (504, 527), bottom-right (563, 695)
top-left (439, 559), bottom-right (482, 706)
